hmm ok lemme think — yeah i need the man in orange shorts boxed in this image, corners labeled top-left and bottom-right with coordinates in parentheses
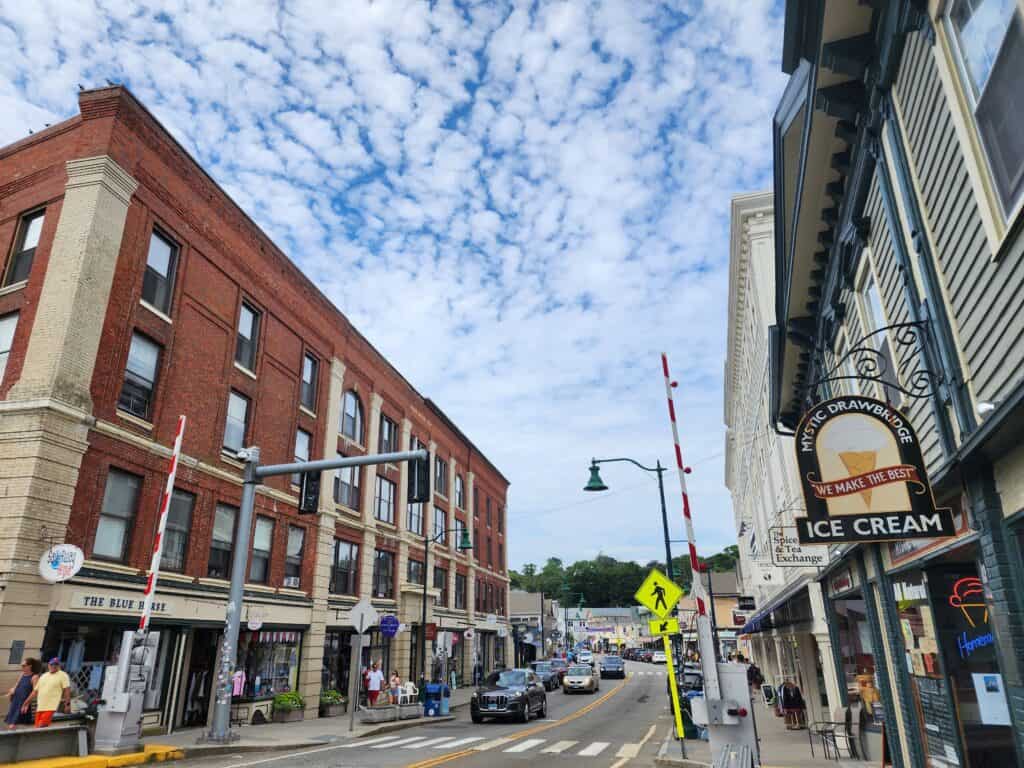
top-left (22, 658), bottom-right (70, 727)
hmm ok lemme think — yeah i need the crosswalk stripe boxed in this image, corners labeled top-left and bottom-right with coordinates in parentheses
top-left (473, 737), bottom-right (515, 751)
top-left (504, 739), bottom-right (546, 753)
top-left (372, 736), bottom-right (428, 748)
top-left (578, 742), bottom-right (611, 757)
top-left (434, 737), bottom-right (484, 749)
top-left (340, 736), bottom-right (403, 748)
top-left (617, 743), bottom-right (641, 758)
top-left (541, 741), bottom-right (578, 754)
top-left (404, 737), bottom-right (456, 749)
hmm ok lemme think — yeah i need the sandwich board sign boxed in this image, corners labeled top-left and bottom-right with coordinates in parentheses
top-left (793, 396), bottom-right (955, 544)
top-left (634, 568), bottom-right (682, 619)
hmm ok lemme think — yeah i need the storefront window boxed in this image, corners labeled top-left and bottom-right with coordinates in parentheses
top-left (833, 596), bottom-right (884, 728)
top-left (928, 565), bottom-right (1017, 767)
top-left (234, 630), bottom-right (300, 699)
top-left (322, 629), bottom-right (354, 695)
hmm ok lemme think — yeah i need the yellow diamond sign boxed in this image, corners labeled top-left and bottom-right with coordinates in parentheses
top-left (648, 617), bottom-right (680, 636)
top-left (634, 568), bottom-right (683, 619)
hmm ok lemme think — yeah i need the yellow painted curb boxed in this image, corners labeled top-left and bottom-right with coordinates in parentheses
top-left (0, 745), bottom-right (183, 768)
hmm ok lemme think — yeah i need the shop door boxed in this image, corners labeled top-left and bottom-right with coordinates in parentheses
top-left (180, 629), bottom-right (219, 728)
top-left (928, 565), bottom-right (1018, 768)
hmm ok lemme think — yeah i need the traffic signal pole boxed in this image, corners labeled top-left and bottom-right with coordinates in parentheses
top-left (206, 447), bottom-right (428, 744)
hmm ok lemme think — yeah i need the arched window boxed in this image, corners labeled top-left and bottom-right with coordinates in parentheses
top-left (340, 391), bottom-right (363, 442)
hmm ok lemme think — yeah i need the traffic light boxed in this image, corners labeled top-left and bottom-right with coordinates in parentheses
top-left (298, 471), bottom-right (320, 514)
top-left (408, 456), bottom-right (429, 503)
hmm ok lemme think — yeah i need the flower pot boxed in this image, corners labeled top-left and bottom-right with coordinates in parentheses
top-left (319, 702), bottom-right (348, 718)
top-left (359, 705), bottom-right (398, 723)
top-left (273, 708), bottom-right (305, 723)
top-left (398, 702), bottom-right (423, 720)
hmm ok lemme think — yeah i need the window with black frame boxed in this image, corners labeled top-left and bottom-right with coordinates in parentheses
top-left (434, 566), bottom-right (448, 607)
top-left (408, 558), bottom-right (425, 585)
top-left (235, 302), bottom-right (260, 371)
top-left (379, 415), bottom-right (397, 453)
top-left (223, 391), bottom-right (249, 453)
top-left (141, 230), bottom-right (178, 313)
top-left (292, 429), bottom-right (310, 486)
top-left (435, 457), bottom-right (448, 496)
top-left (330, 539), bottom-right (359, 595)
top-left (249, 517), bottom-right (274, 583)
top-left (0, 312), bottom-right (19, 383)
top-left (333, 453), bottom-right (360, 510)
top-left (373, 549), bottom-right (394, 598)
top-left (119, 333), bottom-right (161, 421)
top-left (4, 210), bottom-right (44, 286)
top-left (340, 391), bottom-right (363, 442)
top-left (375, 476), bottom-right (395, 524)
top-left (434, 506), bottom-right (447, 544)
top-left (948, 0), bottom-right (1024, 214)
top-left (857, 266), bottom-right (903, 407)
top-left (94, 469), bottom-right (142, 561)
top-left (160, 489), bottom-right (194, 572)
top-left (300, 353), bottom-right (318, 411)
top-left (208, 503), bottom-right (236, 579)
top-left (408, 499), bottom-right (424, 535)
top-left (284, 526), bottom-right (304, 587)
top-left (455, 573), bottom-right (467, 609)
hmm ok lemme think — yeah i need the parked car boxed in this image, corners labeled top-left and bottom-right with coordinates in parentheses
top-left (471, 669), bottom-right (547, 723)
top-left (562, 664), bottom-right (600, 694)
top-left (652, 650), bottom-right (667, 664)
top-left (640, 650), bottom-right (653, 663)
top-left (548, 658), bottom-right (569, 683)
top-left (529, 661), bottom-right (559, 691)
top-left (599, 655), bottom-right (625, 679)
top-left (577, 649), bottom-right (594, 666)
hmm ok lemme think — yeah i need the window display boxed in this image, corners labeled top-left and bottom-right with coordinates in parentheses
top-left (833, 596), bottom-right (883, 727)
top-left (234, 630), bottom-right (301, 699)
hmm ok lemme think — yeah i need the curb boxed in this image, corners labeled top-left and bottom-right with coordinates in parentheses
top-left (655, 734), bottom-right (711, 768)
top-left (176, 715), bottom-right (456, 758)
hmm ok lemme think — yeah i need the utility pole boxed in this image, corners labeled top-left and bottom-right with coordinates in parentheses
top-left (539, 591), bottom-right (546, 660)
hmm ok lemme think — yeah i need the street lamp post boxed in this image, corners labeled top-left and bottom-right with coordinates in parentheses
top-left (584, 458), bottom-right (675, 581)
top-left (419, 523), bottom-right (473, 692)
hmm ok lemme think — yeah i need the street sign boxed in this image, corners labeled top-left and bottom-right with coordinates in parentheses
top-left (634, 568), bottom-right (683, 619)
top-left (348, 599), bottom-right (379, 634)
top-left (380, 615), bottom-right (399, 638)
top-left (648, 617), bottom-right (680, 636)
top-left (769, 526), bottom-right (829, 566)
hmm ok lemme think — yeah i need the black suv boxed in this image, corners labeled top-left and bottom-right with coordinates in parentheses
top-left (471, 669), bottom-right (548, 723)
top-left (600, 655), bottom-right (625, 679)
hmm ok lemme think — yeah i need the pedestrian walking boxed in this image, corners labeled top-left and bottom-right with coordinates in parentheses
top-left (21, 658), bottom-right (70, 727)
top-left (389, 671), bottom-right (401, 704)
top-left (365, 661), bottom-right (384, 706)
top-left (5, 658), bottom-right (41, 729)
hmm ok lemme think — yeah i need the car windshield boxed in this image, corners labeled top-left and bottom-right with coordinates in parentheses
top-left (604, 657), bottom-right (622, 664)
top-left (568, 666), bottom-right (592, 675)
top-left (486, 670), bottom-right (526, 687)
top-left (533, 663), bottom-right (552, 673)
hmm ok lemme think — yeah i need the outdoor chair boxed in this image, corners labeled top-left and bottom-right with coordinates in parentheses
top-left (808, 706), bottom-right (857, 760)
top-left (399, 682), bottom-right (418, 705)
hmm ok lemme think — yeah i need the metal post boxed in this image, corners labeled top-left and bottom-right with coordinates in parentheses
top-left (656, 463), bottom-right (675, 582)
top-left (539, 591), bottom-right (545, 659)
top-left (419, 452), bottom-right (433, 690)
top-left (347, 634), bottom-right (362, 732)
top-left (208, 448), bottom-right (259, 743)
top-left (706, 569), bottom-right (720, 662)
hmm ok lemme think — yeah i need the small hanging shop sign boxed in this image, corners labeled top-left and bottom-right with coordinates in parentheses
top-left (793, 395), bottom-right (955, 544)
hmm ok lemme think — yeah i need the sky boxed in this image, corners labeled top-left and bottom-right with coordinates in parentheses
top-left (0, 0), bottom-right (786, 571)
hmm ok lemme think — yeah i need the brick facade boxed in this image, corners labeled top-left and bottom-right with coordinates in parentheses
top-left (0, 86), bottom-right (510, 729)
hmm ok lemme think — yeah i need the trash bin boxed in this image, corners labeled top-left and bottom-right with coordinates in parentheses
top-left (439, 685), bottom-right (451, 715)
top-left (424, 683), bottom-right (443, 717)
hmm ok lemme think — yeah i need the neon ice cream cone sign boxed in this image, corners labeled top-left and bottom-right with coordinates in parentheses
top-left (793, 396), bottom-right (955, 544)
top-left (949, 576), bottom-right (988, 628)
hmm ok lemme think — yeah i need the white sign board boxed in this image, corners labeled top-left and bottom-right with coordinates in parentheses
top-left (39, 544), bottom-right (85, 583)
top-left (770, 527), bottom-right (829, 567)
top-left (486, 613), bottom-right (497, 625)
top-left (72, 592), bottom-right (175, 615)
top-left (348, 599), bottom-right (379, 634)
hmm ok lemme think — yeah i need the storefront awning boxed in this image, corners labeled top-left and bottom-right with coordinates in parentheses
top-left (739, 574), bottom-right (811, 635)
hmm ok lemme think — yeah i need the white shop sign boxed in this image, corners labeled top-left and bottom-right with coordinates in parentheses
top-left (71, 592), bottom-right (175, 615)
top-left (769, 527), bottom-right (828, 567)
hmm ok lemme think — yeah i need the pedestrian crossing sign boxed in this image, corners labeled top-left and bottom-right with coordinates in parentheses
top-left (634, 568), bottom-right (682, 619)
top-left (648, 617), bottom-right (680, 636)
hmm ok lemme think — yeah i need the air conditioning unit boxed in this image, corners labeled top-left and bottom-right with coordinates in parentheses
top-left (283, 576), bottom-right (300, 588)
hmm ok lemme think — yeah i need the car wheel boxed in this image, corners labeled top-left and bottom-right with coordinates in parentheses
top-left (539, 696), bottom-right (547, 718)
top-left (520, 702), bottom-right (531, 723)
top-left (471, 713), bottom-right (483, 724)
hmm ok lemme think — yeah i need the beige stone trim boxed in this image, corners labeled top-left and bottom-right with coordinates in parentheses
top-left (64, 155), bottom-right (138, 205)
top-left (233, 362), bottom-right (257, 381)
top-left (0, 280), bottom-right (27, 298)
top-left (139, 299), bottom-right (172, 325)
top-left (115, 409), bottom-right (154, 431)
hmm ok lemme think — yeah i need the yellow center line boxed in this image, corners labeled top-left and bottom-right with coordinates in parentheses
top-left (403, 678), bottom-right (629, 768)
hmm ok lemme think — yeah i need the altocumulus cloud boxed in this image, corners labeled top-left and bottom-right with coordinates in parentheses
top-left (0, 0), bottom-right (786, 569)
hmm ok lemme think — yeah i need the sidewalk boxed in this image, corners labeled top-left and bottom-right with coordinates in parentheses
top-left (656, 703), bottom-right (864, 768)
top-left (141, 686), bottom-right (475, 758)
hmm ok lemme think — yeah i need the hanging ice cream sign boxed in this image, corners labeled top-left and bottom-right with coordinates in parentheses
top-left (794, 396), bottom-right (955, 544)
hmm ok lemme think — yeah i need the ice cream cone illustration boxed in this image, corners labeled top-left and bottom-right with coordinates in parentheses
top-left (839, 450), bottom-right (878, 507)
top-left (949, 577), bottom-right (988, 628)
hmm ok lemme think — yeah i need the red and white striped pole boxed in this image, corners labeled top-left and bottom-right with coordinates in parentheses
top-left (138, 414), bottom-right (186, 634)
top-left (660, 353), bottom-right (720, 700)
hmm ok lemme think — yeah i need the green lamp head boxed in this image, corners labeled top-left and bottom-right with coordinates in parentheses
top-left (457, 526), bottom-right (473, 551)
top-left (583, 461), bottom-right (608, 492)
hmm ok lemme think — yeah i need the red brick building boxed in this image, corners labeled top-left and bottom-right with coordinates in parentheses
top-left (0, 86), bottom-right (509, 730)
